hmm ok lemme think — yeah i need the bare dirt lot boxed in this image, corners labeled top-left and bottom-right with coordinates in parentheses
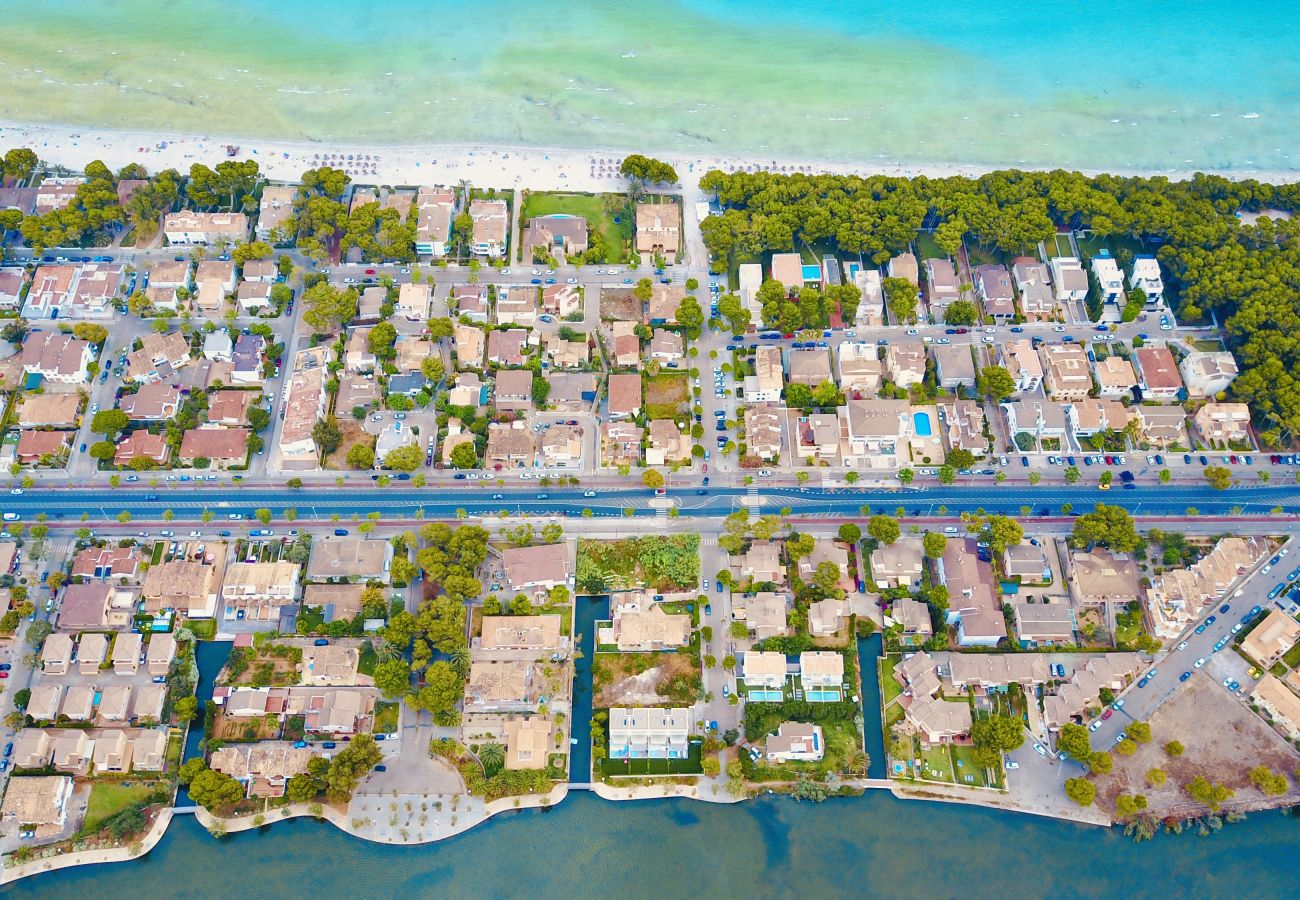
top-left (325, 418), bottom-right (374, 470)
top-left (594, 651), bottom-right (697, 707)
top-left (1096, 672), bottom-right (1300, 817)
top-left (600, 288), bottom-right (640, 322)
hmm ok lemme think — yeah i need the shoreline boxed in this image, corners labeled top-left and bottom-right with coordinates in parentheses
top-left (3, 121), bottom-right (1300, 195)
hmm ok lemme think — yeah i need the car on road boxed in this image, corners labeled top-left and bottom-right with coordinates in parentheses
top-left (1231, 623), bottom-right (1244, 634)
top-left (1032, 742), bottom-right (1047, 757)
top-left (704, 603), bottom-right (712, 615)
top-left (1194, 657), bottom-right (1207, 668)
top-left (1089, 720), bottom-right (1102, 732)
top-left (1138, 675), bottom-right (1150, 688)
top-left (1176, 640), bottom-right (1188, 651)
top-left (1220, 603), bottom-right (1231, 613)
top-left (1180, 671), bottom-right (1192, 682)
top-left (721, 684), bottom-right (730, 697)
top-left (1114, 732), bottom-right (1128, 745)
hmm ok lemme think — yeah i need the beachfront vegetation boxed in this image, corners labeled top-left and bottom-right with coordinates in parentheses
top-left (698, 167), bottom-right (1300, 442)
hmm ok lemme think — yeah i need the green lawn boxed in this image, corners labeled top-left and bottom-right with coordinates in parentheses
top-left (373, 700), bottom-right (399, 735)
top-left (1282, 639), bottom-right (1300, 669)
top-left (1048, 233), bottom-right (1073, 257)
top-left (879, 656), bottom-right (904, 706)
top-left (919, 746), bottom-right (954, 783)
top-left (950, 744), bottom-right (1000, 788)
top-left (187, 619), bottom-right (217, 641)
top-left (520, 191), bottom-right (630, 264)
top-left (82, 783), bottom-right (154, 834)
top-left (358, 640), bottom-right (378, 676)
top-left (165, 730), bottom-right (183, 771)
top-left (914, 232), bottom-right (945, 262)
top-left (600, 741), bottom-right (703, 776)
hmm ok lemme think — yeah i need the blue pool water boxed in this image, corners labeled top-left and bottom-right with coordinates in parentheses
top-left (913, 412), bottom-right (933, 437)
top-left (801, 264), bottom-right (822, 282)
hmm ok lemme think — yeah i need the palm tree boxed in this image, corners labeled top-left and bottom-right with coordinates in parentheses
top-left (478, 742), bottom-right (505, 778)
top-left (449, 645), bottom-right (471, 677)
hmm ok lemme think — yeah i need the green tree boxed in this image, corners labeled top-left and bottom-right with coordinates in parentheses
top-left (1087, 751), bottom-right (1114, 774)
top-left (255, 508), bottom-right (272, 525)
top-left (943, 300), bottom-right (978, 326)
top-left (976, 365), bottom-right (1016, 401)
top-left (1164, 740), bottom-right (1184, 757)
top-left (1070, 504), bottom-right (1140, 552)
top-left (478, 742), bottom-right (506, 778)
top-left (1203, 465), bottom-right (1232, 490)
top-left (302, 281), bottom-right (359, 333)
top-left (346, 443), bottom-right (375, 469)
top-left (619, 154), bottom-right (678, 186)
top-left (1146, 768), bottom-right (1167, 787)
top-left (642, 469), bottom-right (665, 489)
top-left (867, 515), bottom-right (900, 545)
top-left (312, 418), bottom-right (343, 455)
top-left (1127, 721), bottom-right (1152, 743)
top-left (408, 661), bottom-right (462, 718)
top-left (189, 768), bottom-right (246, 812)
top-left (373, 659), bottom-right (412, 698)
top-left (923, 531), bottom-right (947, 558)
top-left (1057, 723), bottom-right (1093, 760)
top-left (883, 277), bottom-right (918, 323)
top-left (174, 696), bottom-right (199, 722)
top-left (837, 523), bottom-right (861, 544)
top-left (1185, 775), bottom-right (1234, 812)
top-left (1065, 777), bottom-right (1096, 807)
top-left (90, 408), bottom-right (130, 436)
top-left (449, 442), bottom-right (478, 469)
top-left (1249, 765), bottom-right (1288, 796)
top-left (383, 443), bottom-right (423, 472)
top-left (938, 465), bottom-right (956, 484)
top-left (1114, 738), bottom-right (1137, 757)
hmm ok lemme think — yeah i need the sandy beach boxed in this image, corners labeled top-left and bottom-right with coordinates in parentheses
top-left (5, 121), bottom-right (1295, 195)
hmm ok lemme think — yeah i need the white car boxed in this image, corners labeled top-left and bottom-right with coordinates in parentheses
top-left (1176, 640), bottom-right (1188, 651)
top-left (566, 277), bottom-right (578, 284)
top-left (1032, 742), bottom-right (1047, 757)
top-left (758, 469), bottom-right (772, 477)
top-left (1052, 325), bottom-right (1065, 332)
top-left (1194, 657), bottom-right (1207, 668)
top-left (936, 337), bottom-right (951, 344)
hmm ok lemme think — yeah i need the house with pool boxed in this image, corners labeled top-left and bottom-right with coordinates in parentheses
top-left (837, 398), bottom-right (944, 469)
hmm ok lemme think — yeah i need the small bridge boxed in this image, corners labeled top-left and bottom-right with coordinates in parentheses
top-left (566, 783), bottom-right (594, 790)
top-left (172, 806), bottom-right (202, 815)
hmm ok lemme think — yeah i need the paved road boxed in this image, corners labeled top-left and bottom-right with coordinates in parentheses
top-left (3, 483), bottom-right (1299, 523)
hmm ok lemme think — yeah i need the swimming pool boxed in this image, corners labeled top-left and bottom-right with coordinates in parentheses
top-left (913, 412), bottom-right (933, 437)
top-left (801, 264), bottom-right (821, 282)
top-left (806, 689), bottom-right (841, 702)
top-left (747, 689), bottom-right (784, 702)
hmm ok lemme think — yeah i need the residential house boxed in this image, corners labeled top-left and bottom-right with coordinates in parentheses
top-left (0, 776), bottom-right (74, 833)
top-left (742, 651), bottom-right (788, 689)
top-left (61, 685), bottom-right (96, 721)
top-left (1012, 257), bottom-right (1055, 319)
top-left (1069, 548), bottom-right (1143, 609)
top-left (524, 214), bottom-right (589, 257)
top-left (1068, 398), bottom-right (1130, 437)
top-left (414, 188), bottom-right (455, 256)
top-left (256, 184), bottom-right (298, 241)
top-left (34, 177), bottom-right (85, 212)
top-left (600, 421), bottom-right (643, 467)
top-left (1090, 255), bottom-right (1125, 304)
top-left (21, 264), bottom-right (77, 318)
top-left (1002, 399), bottom-right (1068, 444)
top-left (236, 281), bottom-right (272, 314)
top-left (892, 597), bottom-right (934, 644)
top-left (1003, 542), bottom-right (1051, 584)
top-left (114, 431), bottom-right (170, 468)
top-left (27, 685), bottom-right (64, 720)
top-left (999, 339), bottom-right (1042, 394)
top-left (1128, 256), bottom-right (1164, 305)
top-left (794, 413), bottom-right (840, 463)
top-left (634, 202), bottom-right (681, 255)
top-left (933, 344), bottom-right (976, 390)
top-left (1133, 346), bottom-right (1183, 400)
top-left (16, 430), bottom-right (71, 465)
top-left (75, 633), bottom-right (109, 675)
top-left (221, 561), bottom-right (301, 620)
top-left (343, 330), bottom-right (378, 374)
top-left (210, 743), bottom-right (315, 798)
top-left (146, 634), bottom-right (177, 676)
top-left (646, 283), bottom-right (685, 325)
top-left (208, 390), bottom-right (255, 426)
top-left (465, 659), bottom-right (538, 710)
top-left (1136, 405), bottom-right (1188, 448)
top-left (1094, 355), bottom-right (1137, 398)
top-left (17, 393), bottom-right (80, 428)
top-left (836, 342), bottom-right (883, 395)
top-left (203, 329), bottom-right (234, 362)
top-left (0, 268), bottom-right (27, 309)
top-left (838, 398), bottom-right (915, 468)
top-left (1011, 605), bottom-right (1076, 650)
top-left (808, 598), bottom-right (848, 637)
top-left (598, 599), bottom-right (691, 652)
top-left (1193, 402), bottom-right (1252, 447)
top-left (503, 717), bottom-right (554, 770)
top-left (745, 407), bottom-right (784, 461)
top-left (21, 331), bottom-right (94, 383)
top-left (1041, 343), bottom-right (1092, 401)
top-left (375, 421), bottom-right (418, 462)
top-left (469, 199), bottom-right (508, 257)
top-left (440, 418), bottom-right (476, 466)
top-left (767, 255), bottom-right (803, 295)
top-left (162, 211), bottom-right (248, 245)
top-left (1180, 352), bottom-right (1240, 399)
top-left (645, 419), bottom-right (690, 466)
top-left (541, 283), bottom-right (582, 318)
top-left (195, 260), bottom-right (237, 293)
top-left (486, 329), bottom-right (529, 367)
top-left (119, 381), bottom-right (181, 422)
top-left (796, 539), bottom-right (854, 594)
top-left (1240, 610), bottom-right (1300, 669)
top-left (870, 540), bottom-right (924, 590)
top-left (230, 333), bottom-right (265, 386)
top-left (111, 632), bottom-right (143, 675)
top-left (179, 426), bottom-right (249, 468)
top-left (485, 421), bottom-right (536, 470)
top-left (648, 329), bottom-right (683, 364)
top-left (147, 260), bottom-right (190, 290)
top-left (798, 651), bottom-right (845, 699)
top-left (1250, 675), bottom-right (1300, 739)
top-left (454, 285), bottom-right (489, 322)
top-left (1146, 536), bottom-right (1269, 639)
top-left (58, 583), bottom-right (134, 629)
top-left (502, 543), bottom-right (571, 592)
top-left (764, 722), bottom-right (824, 764)
top-left (608, 707), bottom-right (690, 760)
top-left (125, 330), bottom-right (191, 383)
top-left (494, 368), bottom-right (534, 413)
top-left (495, 288), bottom-right (536, 325)
top-left (731, 541), bottom-right (785, 586)
top-left (937, 539), bottom-right (1005, 647)
top-left (454, 324), bottom-right (485, 369)
top-left (788, 348), bottom-right (833, 387)
top-left (894, 653), bottom-right (976, 741)
top-left (43, 636), bottom-right (78, 674)
top-left (1042, 654), bottom-right (1141, 728)
top-left (938, 399), bottom-right (989, 455)
top-left (738, 263), bottom-right (763, 313)
top-left (607, 372), bottom-right (642, 419)
top-left (306, 537), bottom-right (392, 582)
top-left (300, 645), bottom-right (360, 687)
top-left (66, 264), bottom-right (124, 318)
top-left (241, 259), bottom-right (277, 283)
top-left (71, 545), bottom-right (143, 582)
top-left (131, 730), bottom-right (168, 770)
top-left (612, 332), bottom-right (641, 368)
top-left (52, 731), bottom-right (92, 774)
top-left (886, 252), bottom-right (919, 287)
top-left (479, 615), bottom-right (563, 652)
top-left (734, 593), bottom-right (790, 641)
top-left (279, 362), bottom-right (329, 469)
top-left (356, 286), bottom-right (385, 323)
top-left (852, 266), bottom-right (885, 327)
top-left (924, 258), bottom-right (960, 316)
top-left (744, 346), bottom-right (784, 402)
top-left (545, 335), bottom-right (590, 370)
top-left (973, 264), bottom-right (1015, 319)
top-left (446, 372), bottom-right (485, 409)
top-left (539, 423), bottom-right (584, 468)
top-left (395, 336), bottom-right (434, 374)
top-left (884, 342), bottom-right (926, 388)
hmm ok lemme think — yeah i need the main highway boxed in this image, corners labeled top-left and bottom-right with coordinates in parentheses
top-left (4, 483), bottom-right (1298, 522)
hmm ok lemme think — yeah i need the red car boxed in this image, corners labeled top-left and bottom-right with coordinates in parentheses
top-left (1101, 708), bottom-right (1113, 720)
top-left (364, 268), bottom-right (377, 275)
top-left (781, 333), bottom-right (794, 339)
top-left (0, 672), bottom-right (8, 679)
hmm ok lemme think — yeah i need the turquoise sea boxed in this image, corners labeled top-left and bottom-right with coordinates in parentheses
top-left (12, 793), bottom-right (1300, 898)
top-left (0, 1), bottom-right (1297, 171)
